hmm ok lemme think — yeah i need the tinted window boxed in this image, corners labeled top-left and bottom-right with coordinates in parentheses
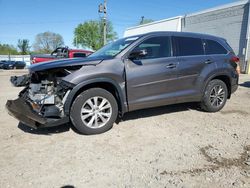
top-left (73, 53), bottom-right (87, 58)
top-left (175, 37), bottom-right (204, 56)
top-left (205, 40), bottom-right (228, 55)
top-left (134, 36), bottom-right (171, 59)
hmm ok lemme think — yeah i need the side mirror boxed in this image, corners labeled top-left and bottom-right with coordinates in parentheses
top-left (128, 49), bottom-right (147, 60)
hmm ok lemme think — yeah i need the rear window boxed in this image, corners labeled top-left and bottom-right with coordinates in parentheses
top-left (205, 39), bottom-right (228, 55)
top-left (174, 36), bottom-right (204, 56)
top-left (73, 52), bottom-right (87, 58)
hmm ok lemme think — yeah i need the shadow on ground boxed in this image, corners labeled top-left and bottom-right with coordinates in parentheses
top-left (239, 81), bottom-right (250, 88)
top-left (18, 122), bottom-right (70, 135)
top-left (18, 102), bottom-right (200, 135)
top-left (122, 102), bottom-right (200, 121)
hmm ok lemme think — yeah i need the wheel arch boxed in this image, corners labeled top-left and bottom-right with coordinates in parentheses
top-left (203, 73), bottom-right (232, 99)
top-left (64, 78), bottom-right (127, 116)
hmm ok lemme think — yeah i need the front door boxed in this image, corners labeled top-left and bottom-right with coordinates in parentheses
top-left (125, 36), bottom-right (179, 111)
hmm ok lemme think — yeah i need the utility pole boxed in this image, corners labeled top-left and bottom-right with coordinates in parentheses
top-left (75, 35), bottom-right (78, 47)
top-left (98, 0), bottom-right (107, 45)
top-left (140, 16), bottom-right (145, 25)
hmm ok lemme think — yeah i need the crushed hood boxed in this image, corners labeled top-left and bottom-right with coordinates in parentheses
top-left (29, 57), bottom-right (104, 72)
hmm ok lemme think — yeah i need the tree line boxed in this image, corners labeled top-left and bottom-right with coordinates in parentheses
top-left (0, 18), bottom-right (153, 55)
top-left (0, 32), bottom-right (64, 55)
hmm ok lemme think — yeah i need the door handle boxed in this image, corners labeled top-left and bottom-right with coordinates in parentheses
top-left (166, 63), bottom-right (177, 69)
top-left (204, 60), bottom-right (214, 64)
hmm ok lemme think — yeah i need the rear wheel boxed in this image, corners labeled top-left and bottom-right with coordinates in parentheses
top-left (70, 88), bottom-right (118, 135)
top-left (201, 79), bottom-right (228, 112)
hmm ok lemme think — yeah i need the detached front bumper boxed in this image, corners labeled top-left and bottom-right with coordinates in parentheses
top-left (6, 97), bottom-right (69, 129)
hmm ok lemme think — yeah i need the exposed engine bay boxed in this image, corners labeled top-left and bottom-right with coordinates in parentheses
top-left (11, 67), bottom-right (79, 119)
top-left (26, 79), bottom-right (66, 118)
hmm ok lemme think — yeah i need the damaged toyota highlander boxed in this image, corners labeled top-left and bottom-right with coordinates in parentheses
top-left (6, 32), bottom-right (239, 135)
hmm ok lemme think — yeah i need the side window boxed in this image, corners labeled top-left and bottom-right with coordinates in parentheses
top-left (73, 53), bottom-right (87, 58)
top-left (175, 37), bottom-right (204, 56)
top-left (205, 40), bottom-right (228, 55)
top-left (134, 36), bottom-right (171, 59)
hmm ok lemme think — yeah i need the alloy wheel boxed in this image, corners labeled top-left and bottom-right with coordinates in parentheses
top-left (80, 96), bottom-right (112, 128)
top-left (209, 85), bottom-right (225, 107)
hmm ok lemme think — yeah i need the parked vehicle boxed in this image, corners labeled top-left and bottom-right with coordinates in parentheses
top-left (2, 60), bottom-right (26, 69)
top-left (31, 47), bottom-right (93, 64)
top-left (6, 32), bottom-right (239, 135)
top-left (0, 60), bottom-right (6, 69)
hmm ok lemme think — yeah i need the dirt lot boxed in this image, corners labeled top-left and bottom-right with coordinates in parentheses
top-left (0, 70), bottom-right (249, 188)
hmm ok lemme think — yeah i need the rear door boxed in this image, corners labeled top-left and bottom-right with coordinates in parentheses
top-left (125, 35), bottom-right (179, 111)
top-left (173, 36), bottom-right (207, 101)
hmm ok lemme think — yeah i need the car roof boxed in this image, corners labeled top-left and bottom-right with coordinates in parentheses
top-left (127, 31), bottom-right (225, 41)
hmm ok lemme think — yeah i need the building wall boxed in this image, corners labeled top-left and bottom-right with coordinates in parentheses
top-left (124, 17), bottom-right (182, 37)
top-left (123, 1), bottom-right (250, 73)
top-left (182, 3), bottom-right (249, 72)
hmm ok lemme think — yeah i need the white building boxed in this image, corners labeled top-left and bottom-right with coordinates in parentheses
top-left (124, 0), bottom-right (250, 74)
top-left (124, 16), bottom-right (182, 37)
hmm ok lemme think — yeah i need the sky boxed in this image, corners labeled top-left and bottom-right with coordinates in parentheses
top-left (0, 0), bottom-right (236, 50)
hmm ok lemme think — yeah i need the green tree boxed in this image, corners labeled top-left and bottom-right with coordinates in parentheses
top-left (73, 20), bottom-right (117, 50)
top-left (17, 39), bottom-right (30, 55)
top-left (33, 31), bottom-right (64, 53)
top-left (0, 43), bottom-right (19, 55)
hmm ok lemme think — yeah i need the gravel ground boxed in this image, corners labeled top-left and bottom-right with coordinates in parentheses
top-left (0, 69), bottom-right (249, 188)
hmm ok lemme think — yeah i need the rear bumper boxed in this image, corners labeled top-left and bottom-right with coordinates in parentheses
top-left (231, 84), bottom-right (238, 94)
top-left (6, 98), bottom-right (69, 129)
top-left (231, 73), bottom-right (239, 94)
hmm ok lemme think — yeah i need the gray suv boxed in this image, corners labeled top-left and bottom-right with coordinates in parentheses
top-left (6, 32), bottom-right (239, 135)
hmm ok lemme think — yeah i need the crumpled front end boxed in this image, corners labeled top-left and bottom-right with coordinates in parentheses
top-left (6, 97), bottom-right (69, 129)
top-left (6, 68), bottom-right (76, 129)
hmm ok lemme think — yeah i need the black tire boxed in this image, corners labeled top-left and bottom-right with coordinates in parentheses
top-left (70, 88), bottom-right (118, 135)
top-left (201, 79), bottom-right (228, 112)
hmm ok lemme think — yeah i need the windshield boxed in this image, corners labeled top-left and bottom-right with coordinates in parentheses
top-left (89, 36), bottom-right (139, 58)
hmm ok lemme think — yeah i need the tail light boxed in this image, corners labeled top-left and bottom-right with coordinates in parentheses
top-left (32, 57), bottom-right (36, 64)
top-left (230, 56), bottom-right (240, 74)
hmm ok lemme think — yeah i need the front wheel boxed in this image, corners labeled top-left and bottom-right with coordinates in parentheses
top-left (201, 79), bottom-right (228, 112)
top-left (70, 88), bottom-right (118, 135)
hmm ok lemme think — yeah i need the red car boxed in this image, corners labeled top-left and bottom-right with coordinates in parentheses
top-left (31, 47), bottom-right (93, 64)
